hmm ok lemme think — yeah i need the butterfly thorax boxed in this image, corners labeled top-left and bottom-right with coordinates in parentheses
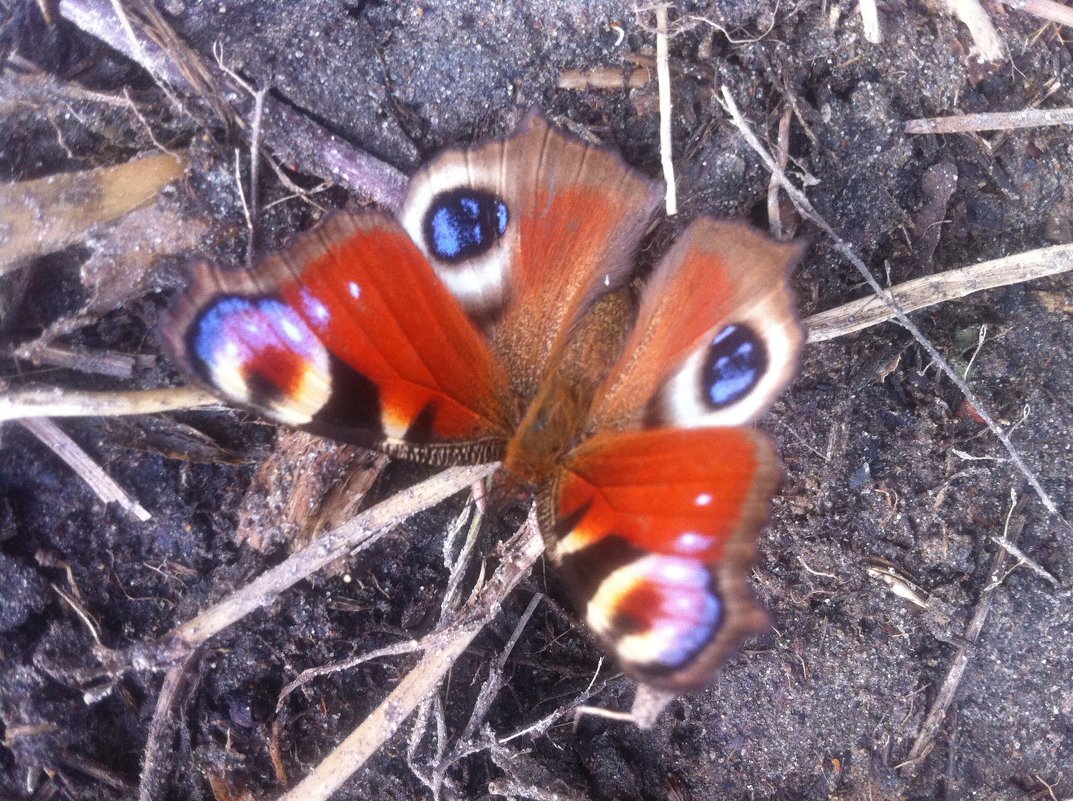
top-left (502, 289), bottom-right (633, 484)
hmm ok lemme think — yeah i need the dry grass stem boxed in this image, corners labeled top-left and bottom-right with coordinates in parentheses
top-left (169, 463), bottom-right (496, 651)
top-left (276, 640), bottom-right (423, 714)
top-left (767, 106), bottom-right (793, 240)
top-left (859, 0), bottom-right (882, 42)
top-left (0, 386), bottom-right (220, 421)
top-left (997, 0), bottom-right (1073, 27)
top-left (905, 106), bottom-right (1073, 134)
top-left (18, 417), bottom-right (151, 521)
top-left (127, 466), bottom-right (496, 800)
top-left (946, 0), bottom-right (1007, 60)
top-left (138, 653), bottom-right (198, 801)
top-left (990, 534), bottom-right (1061, 586)
top-left (804, 243), bottom-right (1073, 342)
top-left (719, 85), bottom-right (1064, 520)
top-left (654, 5), bottom-right (677, 216)
top-left (60, 0), bottom-right (408, 209)
top-left (12, 343), bottom-right (144, 379)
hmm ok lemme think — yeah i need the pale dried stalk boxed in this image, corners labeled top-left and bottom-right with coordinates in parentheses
top-left (947, 0), bottom-right (1006, 60)
top-left (859, 0), bottom-right (882, 42)
top-left (997, 0), bottom-right (1073, 27)
top-left (0, 386), bottom-right (219, 421)
top-left (170, 463), bottom-right (496, 651)
top-left (18, 417), bottom-right (150, 521)
top-left (905, 106), bottom-right (1073, 134)
top-left (805, 243), bottom-right (1073, 342)
top-left (655, 5), bottom-right (677, 216)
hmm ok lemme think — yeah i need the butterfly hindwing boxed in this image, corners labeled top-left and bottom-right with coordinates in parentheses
top-left (544, 428), bottom-right (775, 690)
top-left (590, 218), bottom-right (803, 432)
top-left (163, 213), bottom-right (514, 464)
top-left (399, 111), bottom-right (663, 401)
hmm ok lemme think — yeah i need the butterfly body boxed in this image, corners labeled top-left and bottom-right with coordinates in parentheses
top-left (164, 112), bottom-right (803, 691)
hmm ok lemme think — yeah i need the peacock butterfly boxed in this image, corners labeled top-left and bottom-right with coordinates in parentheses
top-left (162, 111), bottom-right (803, 692)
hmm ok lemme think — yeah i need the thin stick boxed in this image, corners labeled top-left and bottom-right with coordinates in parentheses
top-left (276, 516), bottom-right (544, 801)
top-left (0, 386), bottom-right (219, 421)
top-left (860, 0), bottom-right (882, 42)
top-left (60, 0), bottom-right (408, 210)
top-left (719, 85), bottom-right (1064, 520)
top-left (989, 534), bottom-right (1061, 586)
top-left (947, 0), bottom-right (1006, 60)
top-left (767, 107), bottom-right (792, 240)
top-left (138, 652), bottom-right (198, 801)
top-left (12, 343), bottom-right (143, 379)
top-left (168, 463), bottom-right (496, 651)
top-left (905, 106), bottom-right (1073, 134)
top-left (900, 494), bottom-right (1027, 771)
top-left (106, 0), bottom-right (185, 114)
top-left (804, 243), bottom-right (1073, 342)
top-left (996, 0), bottom-right (1073, 27)
top-left (19, 417), bottom-right (151, 521)
top-left (654, 5), bottom-right (677, 216)
top-left (247, 86), bottom-right (267, 264)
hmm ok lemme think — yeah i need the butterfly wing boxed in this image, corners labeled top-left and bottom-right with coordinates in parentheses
top-left (544, 428), bottom-right (775, 690)
top-left (589, 218), bottom-right (804, 432)
top-left (163, 213), bottom-right (514, 464)
top-left (398, 111), bottom-right (663, 401)
top-left (546, 220), bottom-right (803, 690)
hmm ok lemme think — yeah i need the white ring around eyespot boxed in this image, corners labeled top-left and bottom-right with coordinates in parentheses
top-left (658, 298), bottom-right (799, 428)
top-left (399, 158), bottom-right (517, 319)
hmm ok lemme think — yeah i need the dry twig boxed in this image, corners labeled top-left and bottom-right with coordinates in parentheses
top-left (767, 107), bottom-right (793, 240)
top-left (804, 243), bottom-right (1073, 342)
top-left (0, 386), bottom-right (220, 421)
top-left (654, 5), bottom-right (677, 216)
top-left (276, 515), bottom-right (544, 801)
top-left (859, 0), bottom-right (882, 42)
top-left (60, 0), bottom-right (408, 209)
top-left (996, 0), bottom-right (1073, 27)
top-left (18, 417), bottom-right (151, 521)
top-left (947, 0), bottom-right (1007, 60)
top-left (905, 106), bottom-right (1073, 134)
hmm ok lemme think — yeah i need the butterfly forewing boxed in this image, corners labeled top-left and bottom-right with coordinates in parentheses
top-left (545, 428), bottom-right (775, 690)
top-left (163, 213), bottom-right (514, 463)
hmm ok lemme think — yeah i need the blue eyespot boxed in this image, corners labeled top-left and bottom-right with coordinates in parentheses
top-left (423, 188), bottom-right (509, 262)
top-left (703, 324), bottom-right (767, 409)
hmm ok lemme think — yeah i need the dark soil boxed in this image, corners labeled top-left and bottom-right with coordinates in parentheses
top-left (2, 2), bottom-right (1072, 800)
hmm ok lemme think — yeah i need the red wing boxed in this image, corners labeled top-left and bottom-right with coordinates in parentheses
top-left (162, 213), bottom-right (514, 464)
top-left (589, 219), bottom-right (803, 433)
top-left (542, 428), bottom-right (776, 690)
top-left (399, 111), bottom-right (662, 401)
